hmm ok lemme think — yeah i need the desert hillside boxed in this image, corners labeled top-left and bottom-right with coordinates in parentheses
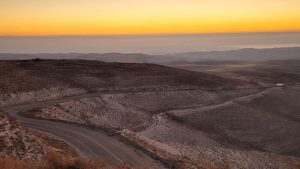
top-left (0, 59), bottom-right (247, 107)
top-left (1, 59), bottom-right (299, 169)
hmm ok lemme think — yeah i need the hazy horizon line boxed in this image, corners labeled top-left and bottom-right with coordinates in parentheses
top-left (1, 30), bottom-right (300, 38)
top-left (1, 46), bottom-right (299, 55)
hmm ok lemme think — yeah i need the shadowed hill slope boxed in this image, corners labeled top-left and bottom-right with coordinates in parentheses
top-left (0, 59), bottom-right (249, 94)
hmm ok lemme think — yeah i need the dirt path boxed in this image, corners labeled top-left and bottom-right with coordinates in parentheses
top-left (169, 87), bottom-right (275, 117)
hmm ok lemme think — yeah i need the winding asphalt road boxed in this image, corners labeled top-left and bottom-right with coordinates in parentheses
top-left (3, 85), bottom-right (295, 168)
top-left (1, 93), bottom-right (163, 168)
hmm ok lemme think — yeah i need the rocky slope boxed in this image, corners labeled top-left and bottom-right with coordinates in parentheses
top-left (0, 112), bottom-right (44, 159)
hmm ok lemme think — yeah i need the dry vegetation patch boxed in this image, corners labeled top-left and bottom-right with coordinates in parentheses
top-left (0, 152), bottom-right (131, 169)
top-left (0, 112), bottom-right (44, 160)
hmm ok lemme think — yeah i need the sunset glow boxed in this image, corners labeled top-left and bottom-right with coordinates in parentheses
top-left (1, 0), bottom-right (300, 36)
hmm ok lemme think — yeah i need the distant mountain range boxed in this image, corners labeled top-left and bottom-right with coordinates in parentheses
top-left (0, 47), bottom-right (299, 63)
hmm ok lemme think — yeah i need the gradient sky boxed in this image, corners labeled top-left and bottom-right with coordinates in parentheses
top-left (1, 0), bottom-right (300, 36)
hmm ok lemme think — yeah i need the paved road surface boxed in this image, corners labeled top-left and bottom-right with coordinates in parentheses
top-left (1, 93), bottom-right (163, 168)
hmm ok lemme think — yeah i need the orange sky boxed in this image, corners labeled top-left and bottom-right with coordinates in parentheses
top-left (1, 0), bottom-right (300, 36)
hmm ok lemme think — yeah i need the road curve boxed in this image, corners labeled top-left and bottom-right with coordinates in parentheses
top-left (3, 85), bottom-right (288, 168)
top-left (1, 94), bottom-right (163, 168)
